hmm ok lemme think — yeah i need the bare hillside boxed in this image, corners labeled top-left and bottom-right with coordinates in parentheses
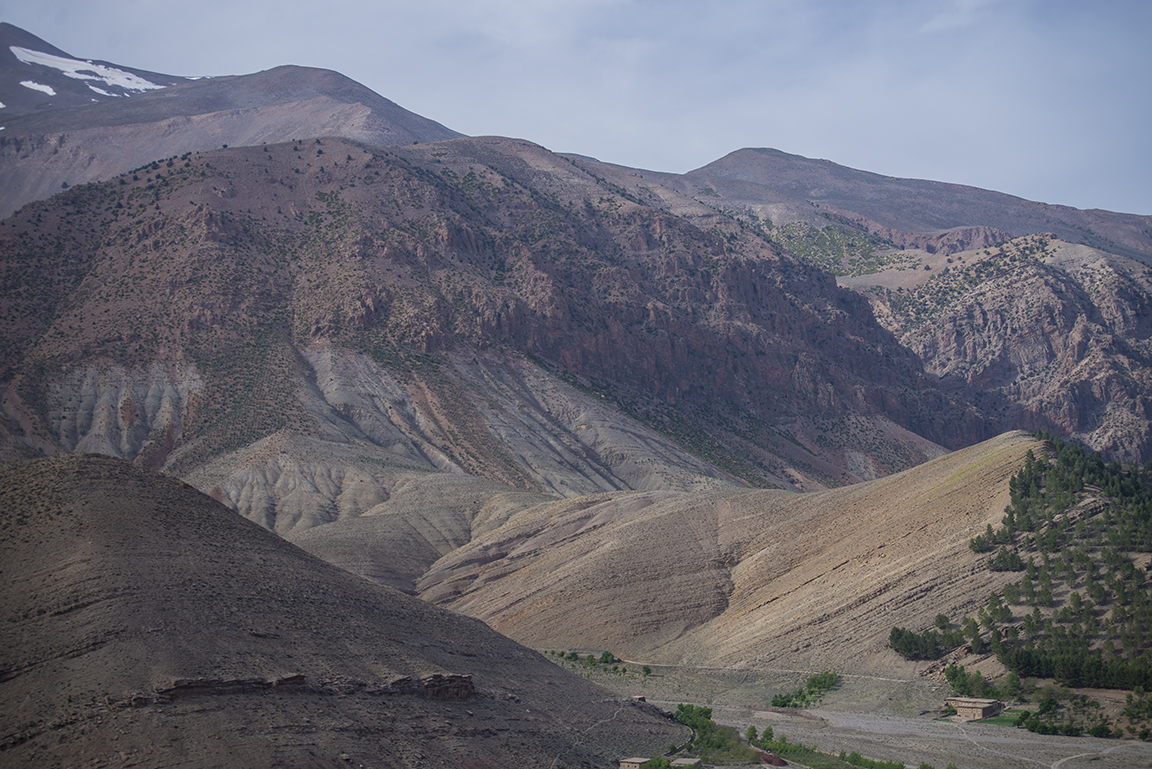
top-left (412, 432), bottom-right (1038, 675)
top-left (0, 60), bottom-right (461, 218)
top-left (0, 136), bottom-right (968, 515)
top-left (0, 453), bottom-right (687, 768)
top-left (637, 147), bottom-right (1152, 264)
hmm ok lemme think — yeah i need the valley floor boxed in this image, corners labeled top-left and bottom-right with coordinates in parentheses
top-left (566, 662), bottom-right (1152, 768)
top-left (713, 706), bottom-right (1152, 769)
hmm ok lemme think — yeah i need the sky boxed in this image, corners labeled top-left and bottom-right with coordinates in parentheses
top-left (3, 0), bottom-right (1150, 215)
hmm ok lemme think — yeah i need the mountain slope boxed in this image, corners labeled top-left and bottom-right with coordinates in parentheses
top-left (0, 22), bottom-right (193, 114)
top-left (414, 431), bottom-right (1037, 673)
top-left (595, 149), bottom-right (1152, 463)
top-left (0, 135), bottom-right (974, 516)
top-left (0, 23), bottom-right (461, 218)
top-left (639, 147), bottom-right (1152, 263)
top-left (3, 22), bottom-right (1148, 477)
top-left (844, 235), bottom-right (1152, 463)
top-left (0, 453), bottom-right (687, 768)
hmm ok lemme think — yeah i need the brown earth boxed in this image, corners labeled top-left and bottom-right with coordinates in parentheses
top-left (408, 431), bottom-right (1035, 674)
top-left (0, 453), bottom-right (688, 768)
top-left (4, 29), bottom-right (1152, 768)
top-left (0, 135), bottom-right (977, 498)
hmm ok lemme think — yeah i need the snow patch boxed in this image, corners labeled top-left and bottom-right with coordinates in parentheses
top-left (20, 81), bottom-right (57, 96)
top-left (0, 102), bottom-right (5, 109)
top-left (10, 46), bottom-right (167, 93)
top-left (87, 84), bottom-right (112, 97)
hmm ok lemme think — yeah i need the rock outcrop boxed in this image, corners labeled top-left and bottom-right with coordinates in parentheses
top-left (863, 237), bottom-right (1152, 462)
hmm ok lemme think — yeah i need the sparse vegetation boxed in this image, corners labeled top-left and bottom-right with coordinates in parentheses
top-left (748, 216), bottom-right (905, 277)
top-left (891, 429), bottom-right (1152, 737)
top-left (771, 670), bottom-right (840, 707)
top-left (876, 234), bottom-right (1056, 331)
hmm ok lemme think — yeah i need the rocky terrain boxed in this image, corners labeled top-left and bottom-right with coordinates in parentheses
top-left (0, 453), bottom-right (688, 768)
top-left (562, 151), bottom-right (1152, 462)
top-left (843, 234), bottom-right (1152, 463)
top-left (5, 22), bottom-right (1152, 767)
top-left (4, 22), bottom-right (1151, 477)
top-left (0, 134), bottom-right (973, 496)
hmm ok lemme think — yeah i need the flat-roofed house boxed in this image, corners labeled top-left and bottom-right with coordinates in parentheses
top-left (945, 697), bottom-right (1003, 720)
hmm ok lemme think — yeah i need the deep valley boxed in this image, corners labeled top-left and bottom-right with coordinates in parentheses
top-left (3, 20), bottom-right (1152, 769)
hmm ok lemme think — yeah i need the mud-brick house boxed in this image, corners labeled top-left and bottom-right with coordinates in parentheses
top-left (945, 697), bottom-right (1003, 720)
top-left (620, 758), bottom-right (649, 769)
top-left (671, 759), bottom-right (702, 768)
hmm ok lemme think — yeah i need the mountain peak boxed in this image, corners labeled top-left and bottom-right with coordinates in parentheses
top-left (0, 22), bottom-right (194, 115)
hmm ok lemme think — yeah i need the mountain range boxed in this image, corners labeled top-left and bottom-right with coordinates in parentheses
top-left (3, 22), bottom-right (1152, 767)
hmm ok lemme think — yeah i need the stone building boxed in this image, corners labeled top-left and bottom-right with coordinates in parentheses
top-left (945, 697), bottom-right (1003, 720)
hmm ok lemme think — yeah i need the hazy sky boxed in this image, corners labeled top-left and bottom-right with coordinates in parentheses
top-left (4, 0), bottom-right (1150, 214)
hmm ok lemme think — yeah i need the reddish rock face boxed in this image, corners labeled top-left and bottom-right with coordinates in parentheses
top-left (875, 241), bottom-right (1152, 463)
top-left (0, 135), bottom-right (988, 485)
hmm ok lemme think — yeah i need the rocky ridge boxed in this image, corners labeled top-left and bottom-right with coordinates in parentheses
top-left (0, 135), bottom-right (973, 500)
top-left (846, 235), bottom-right (1152, 462)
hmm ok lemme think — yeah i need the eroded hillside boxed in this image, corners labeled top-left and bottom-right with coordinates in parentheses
top-left (0, 453), bottom-right (687, 767)
top-left (845, 235), bottom-right (1152, 462)
top-left (0, 136), bottom-right (973, 528)
top-left (408, 431), bottom-right (1037, 673)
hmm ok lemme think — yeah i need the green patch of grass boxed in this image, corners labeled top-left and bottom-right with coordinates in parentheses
top-left (979, 709), bottom-right (1028, 727)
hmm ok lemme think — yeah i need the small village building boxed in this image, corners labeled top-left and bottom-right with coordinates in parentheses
top-left (620, 759), bottom-right (649, 769)
top-left (671, 759), bottom-right (702, 768)
top-left (945, 697), bottom-right (1003, 720)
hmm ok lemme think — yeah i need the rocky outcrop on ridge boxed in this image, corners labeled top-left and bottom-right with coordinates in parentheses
top-left (858, 236), bottom-right (1152, 463)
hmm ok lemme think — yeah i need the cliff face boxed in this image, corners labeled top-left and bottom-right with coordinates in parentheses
top-left (865, 237), bottom-right (1152, 462)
